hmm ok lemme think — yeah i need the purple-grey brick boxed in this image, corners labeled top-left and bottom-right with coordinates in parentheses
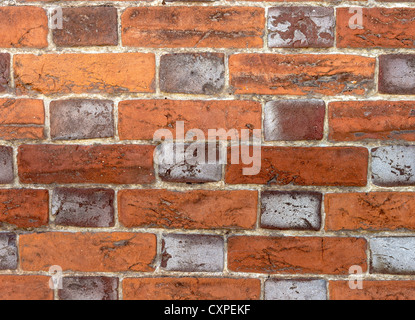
top-left (52, 188), bottom-right (115, 228)
top-left (0, 146), bottom-right (13, 184)
top-left (379, 55), bottom-right (415, 94)
top-left (0, 53), bottom-right (10, 93)
top-left (59, 277), bottom-right (118, 300)
top-left (265, 279), bottom-right (327, 300)
top-left (161, 234), bottom-right (224, 272)
top-left (0, 233), bottom-right (17, 270)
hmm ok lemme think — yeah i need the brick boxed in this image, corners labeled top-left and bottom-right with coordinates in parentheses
top-left (156, 143), bottom-right (222, 183)
top-left (123, 278), bottom-right (261, 300)
top-left (0, 276), bottom-right (53, 300)
top-left (122, 7), bottom-right (264, 48)
top-left (50, 99), bottom-right (114, 140)
top-left (0, 7), bottom-right (48, 48)
top-left (0, 53), bottom-right (10, 93)
top-left (0, 189), bottom-right (48, 228)
top-left (337, 8), bottom-right (415, 48)
top-left (160, 53), bottom-right (225, 94)
top-left (118, 99), bottom-right (261, 140)
top-left (53, 7), bottom-right (118, 47)
top-left (268, 7), bottom-right (334, 48)
top-left (229, 54), bottom-right (375, 95)
top-left (118, 189), bottom-right (257, 229)
top-left (370, 237), bottom-right (415, 275)
top-left (161, 234), bottom-right (224, 272)
top-left (0, 146), bottom-right (13, 184)
top-left (371, 146), bottom-right (415, 187)
top-left (330, 281), bottom-right (415, 300)
top-left (379, 55), bottom-right (415, 95)
top-left (0, 233), bottom-right (17, 270)
top-left (52, 188), bottom-right (114, 228)
top-left (329, 101), bottom-right (415, 142)
top-left (228, 236), bottom-right (367, 274)
top-left (264, 100), bottom-right (325, 141)
top-left (265, 279), bottom-right (327, 300)
top-left (18, 144), bottom-right (155, 184)
top-left (20, 232), bottom-right (157, 272)
top-left (261, 191), bottom-right (322, 230)
top-left (14, 53), bottom-right (155, 95)
top-left (325, 192), bottom-right (415, 231)
top-left (225, 147), bottom-right (368, 186)
top-left (59, 277), bottom-right (118, 300)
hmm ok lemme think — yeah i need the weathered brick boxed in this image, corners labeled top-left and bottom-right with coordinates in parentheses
top-left (161, 234), bottom-right (224, 272)
top-left (20, 232), bottom-right (157, 272)
top-left (225, 147), bottom-right (368, 186)
top-left (228, 236), bottom-right (367, 274)
top-left (119, 189), bottom-right (257, 229)
top-left (0, 99), bottom-right (44, 140)
top-left (160, 53), bottom-right (225, 94)
top-left (0, 189), bottom-right (48, 228)
top-left (0, 233), bottom-right (17, 270)
top-left (52, 188), bottom-right (114, 228)
top-left (18, 144), bottom-right (155, 184)
top-left (337, 8), bottom-right (415, 48)
top-left (59, 277), bottom-right (118, 300)
top-left (370, 237), bottom-right (415, 275)
top-left (371, 146), bottom-right (415, 187)
top-left (325, 192), bottom-right (415, 231)
top-left (156, 143), bottom-right (222, 183)
top-left (329, 101), bottom-right (415, 142)
top-left (0, 7), bottom-right (48, 48)
top-left (265, 279), bottom-right (327, 300)
top-left (118, 99), bottom-right (261, 141)
top-left (268, 7), bottom-right (334, 48)
top-left (123, 278), bottom-right (261, 300)
top-left (261, 191), bottom-right (322, 230)
top-left (122, 7), bottom-right (264, 48)
top-left (264, 100), bottom-right (325, 141)
top-left (14, 53), bottom-right (155, 95)
top-left (229, 54), bottom-right (375, 95)
top-left (0, 53), bottom-right (10, 93)
top-left (0, 146), bottom-right (13, 184)
top-left (50, 99), bottom-right (114, 140)
top-left (53, 7), bottom-right (118, 47)
top-left (330, 281), bottom-right (415, 300)
top-left (379, 55), bottom-right (415, 95)
top-left (0, 276), bottom-right (53, 300)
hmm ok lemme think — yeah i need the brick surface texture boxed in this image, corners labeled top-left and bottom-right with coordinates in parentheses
top-left (1, 0), bottom-right (415, 301)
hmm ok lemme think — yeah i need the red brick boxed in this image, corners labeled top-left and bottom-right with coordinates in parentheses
top-left (0, 7), bottom-right (48, 48)
top-left (325, 192), bottom-right (415, 231)
top-left (329, 101), bottom-right (415, 141)
top-left (14, 53), bottom-right (155, 95)
top-left (229, 54), bottom-right (375, 95)
top-left (122, 7), bottom-right (264, 48)
top-left (18, 144), bottom-right (155, 184)
top-left (228, 236), bottom-right (367, 274)
top-left (0, 189), bottom-right (48, 228)
top-left (123, 278), bottom-right (261, 300)
top-left (225, 147), bottom-right (368, 186)
top-left (337, 8), bottom-right (415, 48)
top-left (20, 232), bottom-right (157, 272)
top-left (0, 276), bottom-right (53, 300)
top-left (0, 99), bottom-right (44, 140)
top-left (330, 281), bottom-right (415, 300)
top-left (118, 99), bottom-right (261, 140)
top-left (118, 189), bottom-right (257, 229)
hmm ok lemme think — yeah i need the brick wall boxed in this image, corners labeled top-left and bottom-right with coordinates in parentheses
top-left (1, 0), bottom-right (415, 300)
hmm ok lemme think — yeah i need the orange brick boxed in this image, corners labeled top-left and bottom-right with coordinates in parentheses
top-left (0, 7), bottom-right (48, 48)
top-left (228, 236), bottom-right (367, 275)
top-left (229, 54), bottom-right (375, 95)
top-left (0, 276), bottom-right (53, 300)
top-left (123, 278), bottom-right (261, 300)
top-left (14, 53), bottom-right (155, 95)
top-left (20, 232), bottom-right (157, 272)
top-left (118, 189), bottom-right (258, 229)
top-left (118, 99), bottom-right (261, 140)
